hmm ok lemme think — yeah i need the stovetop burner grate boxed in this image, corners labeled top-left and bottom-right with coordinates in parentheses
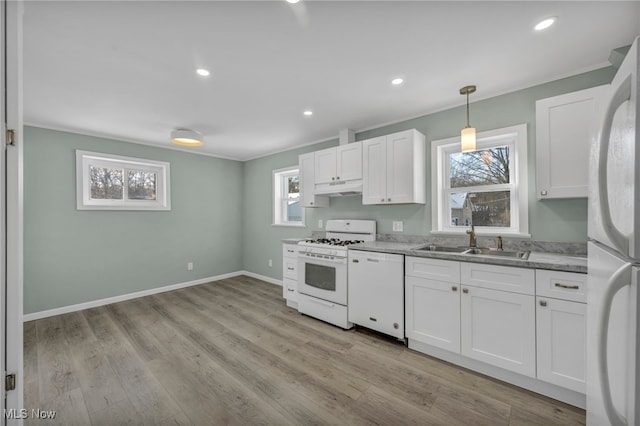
top-left (303, 238), bottom-right (364, 246)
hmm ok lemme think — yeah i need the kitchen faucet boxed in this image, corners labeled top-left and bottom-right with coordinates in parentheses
top-left (466, 225), bottom-right (477, 248)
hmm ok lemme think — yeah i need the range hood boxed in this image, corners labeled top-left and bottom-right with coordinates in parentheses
top-left (314, 180), bottom-right (363, 197)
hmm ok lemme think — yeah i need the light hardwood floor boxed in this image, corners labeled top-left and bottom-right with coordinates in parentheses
top-left (24, 276), bottom-right (586, 425)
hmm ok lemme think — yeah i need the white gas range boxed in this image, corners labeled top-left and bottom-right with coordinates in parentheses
top-left (297, 219), bottom-right (376, 329)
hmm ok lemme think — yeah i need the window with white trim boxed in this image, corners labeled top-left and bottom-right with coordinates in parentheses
top-left (273, 166), bottom-right (304, 226)
top-left (76, 150), bottom-right (171, 210)
top-left (431, 124), bottom-right (529, 236)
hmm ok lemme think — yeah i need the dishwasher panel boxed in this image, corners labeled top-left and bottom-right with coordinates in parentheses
top-left (348, 250), bottom-right (405, 339)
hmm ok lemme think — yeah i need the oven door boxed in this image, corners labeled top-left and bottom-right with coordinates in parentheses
top-left (297, 252), bottom-right (347, 305)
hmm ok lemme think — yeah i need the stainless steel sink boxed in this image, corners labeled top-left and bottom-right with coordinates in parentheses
top-left (462, 247), bottom-right (530, 259)
top-left (414, 245), bottom-right (468, 253)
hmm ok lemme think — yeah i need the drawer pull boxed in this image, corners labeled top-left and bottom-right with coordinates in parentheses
top-left (288, 288), bottom-right (295, 292)
top-left (462, 288), bottom-right (469, 294)
top-left (367, 258), bottom-right (379, 263)
top-left (554, 282), bottom-right (580, 290)
top-left (287, 249), bottom-right (295, 253)
top-left (452, 286), bottom-right (458, 292)
top-left (352, 259), bottom-right (359, 263)
top-left (287, 267), bottom-right (294, 271)
top-left (539, 300), bottom-right (547, 307)
top-left (369, 317), bottom-right (377, 322)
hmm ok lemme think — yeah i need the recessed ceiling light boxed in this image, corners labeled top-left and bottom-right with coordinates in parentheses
top-left (196, 68), bottom-right (210, 77)
top-left (303, 110), bottom-right (313, 116)
top-left (534, 17), bottom-right (557, 31)
top-left (391, 78), bottom-right (404, 85)
top-left (287, 0), bottom-right (300, 3)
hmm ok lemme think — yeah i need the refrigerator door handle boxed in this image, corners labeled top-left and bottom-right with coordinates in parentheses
top-left (598, 262), bottom-right (633, 426)
top-left (597, 74), bottom-right (632, 254)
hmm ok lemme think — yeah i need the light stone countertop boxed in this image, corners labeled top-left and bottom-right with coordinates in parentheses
top-left (347, 241), bottom-right (587, 274)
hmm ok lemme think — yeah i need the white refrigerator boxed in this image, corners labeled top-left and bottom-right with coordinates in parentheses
top-left (587, 35), bottom-right (640, 426)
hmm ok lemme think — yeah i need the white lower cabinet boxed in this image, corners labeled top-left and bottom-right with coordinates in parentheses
top-left (460, 285), bottom-right (536, 377)
top-left (535, 270), bottom-right (587, 393)
top-left (282, 244), bottom-right (299, 308)
top-left (403, 257), bottom-right (587, 407)
top-left (405, 276), bottom-right (460, 352)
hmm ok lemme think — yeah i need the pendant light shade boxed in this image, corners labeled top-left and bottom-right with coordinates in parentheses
top-left (171, 128), bottom-right (204, 147)
top-left (460, 85), bottom-right (477, 152)
top-left (461, 126), bottom-right (476, 152)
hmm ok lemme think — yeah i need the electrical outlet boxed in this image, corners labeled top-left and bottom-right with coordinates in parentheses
top-left (268, 259), bottom-right (273, 267)
top-left (318, 219), bottom-right (323, 229)
top-left (187, 262), bottom-right (194, 271)
top-left (392, 221), bottom-right (404, 232)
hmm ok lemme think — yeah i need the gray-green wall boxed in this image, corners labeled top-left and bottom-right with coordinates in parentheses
top-left (24, 67), bottom-right (615, 314)
top-left (242, 67), bottom-right (616, 281)
top-left (24, 127), bottom-right (244, 314)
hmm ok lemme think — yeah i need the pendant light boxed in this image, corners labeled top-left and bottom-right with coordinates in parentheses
top-left (170, 128), bottom-right (204, 147)
top-left (460, 85), bottom-right (476, 152)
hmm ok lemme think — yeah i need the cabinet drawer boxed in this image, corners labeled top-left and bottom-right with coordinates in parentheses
top-left (283, 277), bottom-right (298, 303)
top-left (405, 256), bottom-right (460, 282)
top-left (536, 270), bottom-right (586, 303)
top-left (283, 244), bottom-right (299, 258)
top-left (283, 258), bottom-right (298, 279)
top-left (461, 263), bottom-right (534, 295)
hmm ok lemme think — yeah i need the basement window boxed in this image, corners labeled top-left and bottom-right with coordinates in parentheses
top-left (431, 124), bottom-right (529, 236)
top-left (76, 150), bottom-right (171, 210)
top-left (273, 166), bottom-right (304, 227)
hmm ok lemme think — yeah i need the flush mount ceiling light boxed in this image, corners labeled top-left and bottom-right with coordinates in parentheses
top-left (460, 85), bottom-right (477, 152)
top-left (196, 68), bottom-right (210, 77)
top-left (303, 110), bottom-right (313, 116)
top-left (286, 0), bottom-right (300, 3)
top-left (391, 77), bottom-right (404, 86)
top-left (170, 128), bottom-right (204, 147)
top-left (534, 17), bottom-right (557, 31)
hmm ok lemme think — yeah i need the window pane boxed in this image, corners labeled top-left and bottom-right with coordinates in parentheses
top-left (287, 175), bottom-right (299, 196)
top-left (450, 191), bottom-right (511, 228)
top-left (89, 166), bottom-right (123, 200)
top-left (128, 170), bottom-right (157, 200)
top-left (450, 146), bottom-right (510, 188)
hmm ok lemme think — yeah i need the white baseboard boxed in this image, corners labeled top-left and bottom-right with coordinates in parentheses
top-left (238, 270), bottom-right (283, 287)
top-left (23, 271), bottom-right (246, 322)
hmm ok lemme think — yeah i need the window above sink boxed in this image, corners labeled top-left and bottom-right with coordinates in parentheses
top-left (431, 124), bottom-right (530, 237)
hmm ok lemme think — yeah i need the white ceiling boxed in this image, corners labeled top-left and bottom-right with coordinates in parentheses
top-left (23, 1), bottom-right (640, 161)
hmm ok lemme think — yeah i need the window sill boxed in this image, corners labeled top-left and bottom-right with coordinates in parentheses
top-left (272, 223), bottom-right (306, 228)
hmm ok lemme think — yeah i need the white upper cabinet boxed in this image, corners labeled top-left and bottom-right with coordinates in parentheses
top-left (299, 152), bottom-right (329, 208)
top-left (314, 142), bottom-right (362, 185)
top-left (362, 129), bottom-right (426, 205)
top-left (535, 85), bottom-right (608, 199)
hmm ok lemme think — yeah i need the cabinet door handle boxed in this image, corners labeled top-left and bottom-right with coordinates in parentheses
top-left (352, 259), bottom-right (359, 263)
top-left (539, 300), bottom-right (547, 307)
top-left (540, 190), bottom-right (548, 196)
top-left (462, 288), bottom-right (469, 294)
top-left (332, 177), bottom-right (335, 181)
top-left (554, 282), bottom-right (580, 290)
top-left (310, 201), bottom-right (314, 205)
top-left (381, 198), bottom-right (385, 202)
top-left (387, 198), bottom-right (391, 202)
top-left (451, 286), bottom-right (458, 292)
top-left (336, 176), bottom-right (340, 180)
